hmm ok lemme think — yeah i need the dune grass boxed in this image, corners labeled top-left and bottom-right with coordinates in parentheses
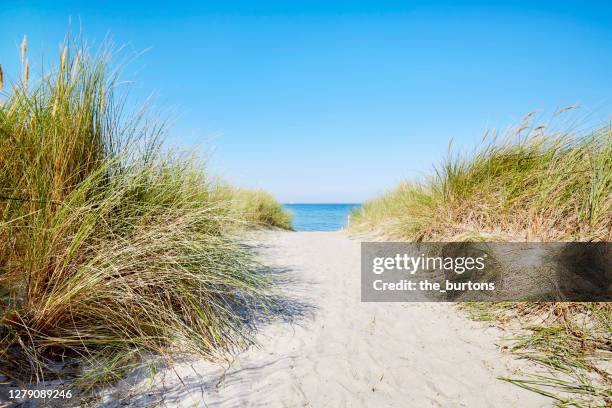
top-left (350, 113), bottom-right (612, 406)
top-left (462, 302), bottom-right (611, 406)
top-left (0, 40), bottom-right (286, 392)
top-left (351, 113), bottom-right (611, 242)
top-left (212, 185), bottom-right (293, 231)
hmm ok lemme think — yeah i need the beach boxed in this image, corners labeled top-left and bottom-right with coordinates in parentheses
top-left (101, 231), bottom-right (549, 407)
top-left (2, 7), bottom-right (610, 406)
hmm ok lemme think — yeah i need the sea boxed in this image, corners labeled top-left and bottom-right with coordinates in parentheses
top-left (283, 203), bottom-right (362, 231)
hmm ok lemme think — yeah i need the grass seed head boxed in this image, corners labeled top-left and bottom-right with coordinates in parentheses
top-left (21, 35), bottom-right (27, 64)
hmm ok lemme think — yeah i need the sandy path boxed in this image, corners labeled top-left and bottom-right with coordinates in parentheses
top-left (102, 231), bottom-right (549, 407)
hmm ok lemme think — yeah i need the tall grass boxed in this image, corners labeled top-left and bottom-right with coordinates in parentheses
top-left (351, 113), bottom-right (611, 242)
top-left (0, 40), bottom-right (281, 389)
top-left (212, 185), bottom-right (293, 230)
top-left (350, 112), bottom-right (612, 405)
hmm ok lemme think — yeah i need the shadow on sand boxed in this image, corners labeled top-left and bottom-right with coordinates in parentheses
top-left (93, 247), bottom-right (316, 408)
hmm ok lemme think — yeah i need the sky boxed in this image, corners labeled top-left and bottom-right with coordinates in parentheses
top-left (1, 1), bottom-right (611, 203)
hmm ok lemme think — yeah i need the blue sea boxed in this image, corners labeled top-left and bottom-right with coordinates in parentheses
top-left (283, 203), bottom-right (361, 231)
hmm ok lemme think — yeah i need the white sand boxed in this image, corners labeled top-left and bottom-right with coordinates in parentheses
top-left (101, 231), bottom-right (550, 407)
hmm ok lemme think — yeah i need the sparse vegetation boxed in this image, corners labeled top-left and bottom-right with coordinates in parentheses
top-left (0, 38), bottom-right (289, 392)
top-left (350, 113), bottom-right (612, 406)
top-left (463, 302), bottom-right (611, 407)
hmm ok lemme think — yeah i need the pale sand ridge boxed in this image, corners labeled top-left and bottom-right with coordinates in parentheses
top-left (101, 231), bottom-right (550, 407)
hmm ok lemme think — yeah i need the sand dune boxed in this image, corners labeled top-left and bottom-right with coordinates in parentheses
top-left (101, 231), bottom-right (549, 407)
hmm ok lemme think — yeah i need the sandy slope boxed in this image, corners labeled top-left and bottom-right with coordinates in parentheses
top-left (101, 231), bottom-right (550, 408)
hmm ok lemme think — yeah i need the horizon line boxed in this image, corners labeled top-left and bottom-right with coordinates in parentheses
top-left (282, 202), bottom-right (362, 205)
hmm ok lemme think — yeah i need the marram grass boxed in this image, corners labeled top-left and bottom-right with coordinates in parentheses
top-left (212, 185), bottom-right (293, 231)
top-left (351, 114), bottom-right (611, 242)
top-left (350, 113), bottom-right (612, 405)
top-left (465, 302), bottom-right (612, 407)
top-left (0, 40), bottom-right (287, 390)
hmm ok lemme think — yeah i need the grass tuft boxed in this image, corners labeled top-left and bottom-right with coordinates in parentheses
top-left (351, 114), bottom-right (611, 242)
top-left (211, 185), bottom-right (293, 231)
top-left (465, 302), bottom-right (612, 407)
top-left (351, 113), bottom-right (612, 405)
top-left (0, 39), bottom-right (283, 392)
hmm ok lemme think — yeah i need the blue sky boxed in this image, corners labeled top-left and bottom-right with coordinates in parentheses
top-left (1, 1), bottom-right (611, 203)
